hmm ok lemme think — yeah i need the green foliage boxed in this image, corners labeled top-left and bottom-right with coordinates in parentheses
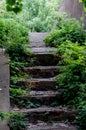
top-left (5, 42), bottom-right (29, 61)
top-left (5, 0), bottom-right (86, 13)
top-left (26, 0), bottom-right (61, 32)
top-left (55, 40), bottom-right (86, 129)
top-left (79, 0), bottom-right (86, 9)
top-left (1, 0), bottom-right (61, 32)
top-left (10, 88), bottom-right (26, 100)
top-left (44, 17), bottom-right (86, 47)
top-left (0, 18), bottom-right (5, 46)
top-left (76, 104), bottom-right (86, 130)
top-left (0, 18), bottom-right (28, 48)
top-left (56, 41), bottom-right (86, 105)
top-left (6, 0), bottom-right (86, 14)
top-left (0, 110), bottom-right (6, 121)
top-left (8, 112), bottom-right (27, 130)
top-left (6, 0), bottom-right (23, 13)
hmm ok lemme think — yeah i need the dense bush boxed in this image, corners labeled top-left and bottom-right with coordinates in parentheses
top-left (56, 41), bottom-right (86, 105)
top-left (0, 18), bottom-right (28, 47)
top-left (1, 0), bottom-right (61, 32)
top-left (44, 17), bottom-right (86, 47)
top-left (76, 104), bottom-right (86, 130)
top-left (54, 40), bottom-right (86, 129)
top-left (0, 18), bottom-right (5, 46)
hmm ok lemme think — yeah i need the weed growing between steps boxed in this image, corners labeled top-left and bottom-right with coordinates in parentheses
top-left (8, 112), bottom-right (28, 130)
top-left (76, 104), bottom-right (86, 130)
top-left (0, 110), bottom-right (28, 130)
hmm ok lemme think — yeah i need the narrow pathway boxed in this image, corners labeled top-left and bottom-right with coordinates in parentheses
top-left (12, 32), bottom-right (78, 130)
top-left (0, 50), bottom-right (10, 130)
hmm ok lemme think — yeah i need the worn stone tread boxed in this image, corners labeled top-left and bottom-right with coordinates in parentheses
top-left (29, 32), bottom-right (49, 47)
top-left (12, 107), bottom-right (77, 123)
top-left (27, 77), bottom-right (56, 81)
top-left (24, 66), bottom-right (58, 71)
top-left (24, 66), bottom-right (61, 78)
top-left (27, 122), bottom-right (78, 130)
top-left (19, 90), bottom-right (60, 98)
top-left (17, 77), bottom-right (56, 84)
top-left (17, 77), bottom-right (57, 91)
top-left (17, 77), bottom-right (56, 89)
top-left (13, 106), bottom-right (77, 113)
top-left (26, 52), bottom-right (59, 66)
top-left (16, 91), bottom-right (61, 106)
top-left (30, 47), bottom-right (56, 54)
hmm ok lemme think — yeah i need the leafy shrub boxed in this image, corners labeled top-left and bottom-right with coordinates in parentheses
top-left (8, 112), bottom-right (27, 130)
top-left (1, 0), bottom-right (61, 32)
top-left (0, 18), bottom-right (29, 47)
top-left (55, 40), bottom-right (86, 129)
top-left (5, 42), bottom-right (29, 61)
top-left (23, 0), bottom-right (61, 32)
top-left (56, 41), bottom-right (86, 105)
top-left (44, 17), bottom-right (86, 47)
top-left (6, 0), bottom-right (23, 13)
top-left (76, 104), bottom-right (86, 130)
top-left (0, 18), bottom-right (5, 46)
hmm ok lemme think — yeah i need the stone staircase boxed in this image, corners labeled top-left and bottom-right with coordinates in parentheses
top-left (12, 33), bottom-right (78, 130)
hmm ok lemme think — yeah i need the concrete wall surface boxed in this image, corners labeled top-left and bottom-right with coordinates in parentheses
top-left (0, 49), bottom-right (10, 130)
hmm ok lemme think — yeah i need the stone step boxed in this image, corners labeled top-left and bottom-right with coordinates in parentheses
top-left (23, 90), bottom-right (60, 98)
top-left (17, 77), bottom-right (56, 91)
top-left (24, 66), bottom-right (60, 78)
top-left (26, 48), bottom-right (59, 66)
top-left (27, 122), bottom-right (78, 130)
top-left (13, 91), bottom-right (61, 108)
top-left (30, 47), bottom-right (56, 53)
top-left (29, 32), bottom-right (49, 47)
top-left (13, 107), bottom-right (77, 123)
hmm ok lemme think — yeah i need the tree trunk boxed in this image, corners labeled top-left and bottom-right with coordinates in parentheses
top-left (59, 0), bottom-right (86, 28)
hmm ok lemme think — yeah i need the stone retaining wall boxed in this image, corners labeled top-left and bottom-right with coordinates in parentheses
top-left (0, 49), bottom-right (10, 130)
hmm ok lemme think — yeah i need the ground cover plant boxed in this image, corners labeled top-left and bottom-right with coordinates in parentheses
top-left (8, 112), bottom-right (28, 130)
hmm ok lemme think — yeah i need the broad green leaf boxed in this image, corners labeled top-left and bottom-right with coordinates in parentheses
top-left (84, 6), bottom-right (86, 11)
top-left (6, 0), bottom-right (16, 5)
top-left (79, 0), bottom-right (82, 2)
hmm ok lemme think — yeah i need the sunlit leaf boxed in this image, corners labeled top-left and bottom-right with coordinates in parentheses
top-left (79, 0), bottom-right (82, 2)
